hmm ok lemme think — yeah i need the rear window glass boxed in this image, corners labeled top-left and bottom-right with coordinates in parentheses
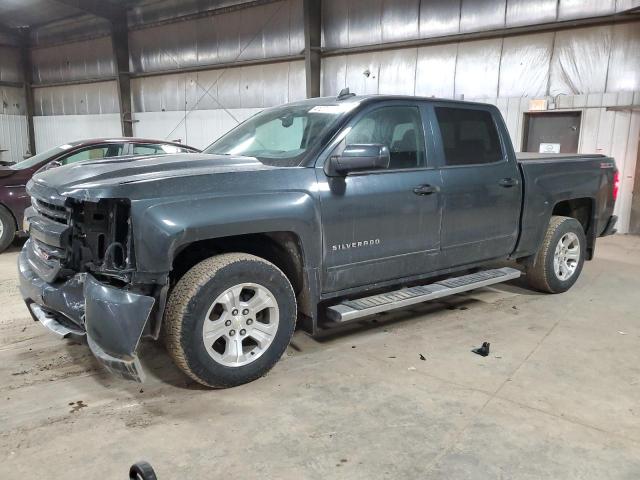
top-left (435, 107), bottom-right (503, 166)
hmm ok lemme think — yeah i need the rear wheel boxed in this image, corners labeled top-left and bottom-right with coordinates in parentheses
top-left (0, 205), bottom-right (16, 253)
top-left (526, 215), bottom-right (586, 293)
top-left (163, 253), bottom-right (296, 388)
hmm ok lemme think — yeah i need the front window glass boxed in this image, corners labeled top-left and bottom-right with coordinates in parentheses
top-left (204, 104), bottom-right (348, 166)
top-left (343, 106), bottom-right (426, 169)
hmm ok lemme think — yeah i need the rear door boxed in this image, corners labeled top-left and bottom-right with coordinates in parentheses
top-left (430, 104), bottom-right (522, 266)
top-left (316, 102), bottom-right (444, 293)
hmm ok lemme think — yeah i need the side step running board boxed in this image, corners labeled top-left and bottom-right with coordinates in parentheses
top-left (326, 267), bottom-right (521, 323)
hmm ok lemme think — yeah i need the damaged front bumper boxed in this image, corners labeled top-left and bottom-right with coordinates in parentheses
top-left (18, 243), bottom-right (155, 382)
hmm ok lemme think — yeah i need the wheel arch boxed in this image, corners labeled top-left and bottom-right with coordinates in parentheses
top-left (551, 197), bottom-right (595, 259)
top-left (169, 231), bottom-right (317, 333)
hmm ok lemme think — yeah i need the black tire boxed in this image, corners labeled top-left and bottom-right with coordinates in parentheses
top-left (0, 205), bottom-right (16, 253)
top-left (163, 253), bottom-right (296, 388)
top-left (129, 461), bottom-right (157, 480)
top-left (526, 215), bottom-right (586, 293)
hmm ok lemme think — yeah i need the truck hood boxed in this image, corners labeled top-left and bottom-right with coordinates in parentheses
top-left (30, 153), bottom-right (277, 200)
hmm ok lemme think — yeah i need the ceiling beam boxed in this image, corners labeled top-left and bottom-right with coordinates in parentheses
top-left (52, 0), bottom-right (126, 22)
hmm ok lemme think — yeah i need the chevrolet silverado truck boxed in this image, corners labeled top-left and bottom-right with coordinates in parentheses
top-left (19, 94), bottom-right (618, 388)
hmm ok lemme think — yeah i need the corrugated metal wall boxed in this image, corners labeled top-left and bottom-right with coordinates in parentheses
top-left (321, 0), bottom-right (640, 49)
top-left (128, 0), bottom-right (303, 74)
top-left (0, 45), bottom-right (29, 163)
top-left (321, 24), bottom-right (640, 98)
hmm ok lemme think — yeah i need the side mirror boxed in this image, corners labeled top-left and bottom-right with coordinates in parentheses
top-left (329, 144), bottom-right (390, 175)
top-left (46, 160), bottom-right (62, 170)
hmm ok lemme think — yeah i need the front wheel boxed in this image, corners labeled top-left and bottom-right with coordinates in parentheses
top-left (163, 253), bottom-right (296, 388)
top-left (0, 205), bottom-right (16, 253)
top-left (526, 215), bottom-right (586, 293)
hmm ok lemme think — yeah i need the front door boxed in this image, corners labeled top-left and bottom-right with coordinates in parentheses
top-left (317, 103), bottom-right (443, 293)
top-left (431, 104), bottom-right (522, 266)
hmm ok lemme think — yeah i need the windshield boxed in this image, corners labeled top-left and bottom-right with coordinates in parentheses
top-left (10, 144), bottom-right (75, 170)
top-left (203, 104), bottom-right (351, 166)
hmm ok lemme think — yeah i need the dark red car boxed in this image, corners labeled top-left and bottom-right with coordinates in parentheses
top-left (0, 137), bottom-right (199, 252)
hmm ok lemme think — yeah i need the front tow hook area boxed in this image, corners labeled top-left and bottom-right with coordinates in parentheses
top-left (84, 275), bottom-right (156, 383)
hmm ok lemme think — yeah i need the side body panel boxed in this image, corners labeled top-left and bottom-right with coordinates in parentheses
top-left (129, 168), bottom-right (324, 312)
top-left (513, 155), bottom-right (616, 259)
top-left (426, 102), bottom-right (523, 268)
top-left (314, 100), bottom-right (444, 293)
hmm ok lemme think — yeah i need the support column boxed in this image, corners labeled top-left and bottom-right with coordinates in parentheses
top-left (110, 13), bottom-right (133, 137)
top-left (20, 31), bottom-right (36, 155)
top-left (303, 0), bottom-right (322, 98)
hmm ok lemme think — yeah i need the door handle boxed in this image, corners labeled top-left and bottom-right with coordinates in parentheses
top-left (498, 177), bottom-right (518, 188)
top-left (413, 184), bottom-right (439, 195)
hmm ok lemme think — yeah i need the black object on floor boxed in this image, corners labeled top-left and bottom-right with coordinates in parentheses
top-left (472, 342), bottom-right (490, 357)
top-left (130, 461), bottom-right (157, 480)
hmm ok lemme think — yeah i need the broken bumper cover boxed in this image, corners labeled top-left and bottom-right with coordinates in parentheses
top-left (18, 246), bottom-right (155, 382)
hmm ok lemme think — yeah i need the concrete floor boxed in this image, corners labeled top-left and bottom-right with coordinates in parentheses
top-left (1, 235), bottom-right (639, 479)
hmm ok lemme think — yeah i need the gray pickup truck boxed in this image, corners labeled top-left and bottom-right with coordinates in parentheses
top-left (19, 94), bottom-right (618, 388)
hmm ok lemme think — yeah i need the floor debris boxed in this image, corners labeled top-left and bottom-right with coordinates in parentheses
top-left (472, 342), bottom-right (491, 357)
top-left (419, 354), bottom-right (426, 361)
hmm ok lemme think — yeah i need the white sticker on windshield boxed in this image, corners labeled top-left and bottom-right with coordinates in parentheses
top-left (309, 104), bottom-right (356, 114)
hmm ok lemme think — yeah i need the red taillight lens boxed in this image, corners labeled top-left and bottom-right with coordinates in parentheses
top-left (613, 171), bottom-right (620, 202)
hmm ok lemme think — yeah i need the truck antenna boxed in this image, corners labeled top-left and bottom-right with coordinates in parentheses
top-left (337, 87), bottom-right (355, 100)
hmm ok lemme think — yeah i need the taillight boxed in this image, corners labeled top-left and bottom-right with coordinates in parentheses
top-left (613, 171), bottom-right (620, 202)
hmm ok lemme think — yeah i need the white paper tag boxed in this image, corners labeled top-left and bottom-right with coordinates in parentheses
top-left (309, 104), bottom-right (356, 114)
top-left (539, 143), bottom-right (560, 153)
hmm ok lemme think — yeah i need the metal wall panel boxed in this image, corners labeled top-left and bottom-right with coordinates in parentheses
top-left (0, 113), bottom-right (28, 163)
top-left (381, 0), bottom-right (420, 43)
top-left (415, 44), bottom-right (457, 98)
top-left (322, 0), bottom-right (350, 50)
top-left (558, 0), bottom-right (616, 20)
top-left (132, 108), bottom-right (262, 149)
top-left (505, 0), bottom-right (557, 27)
top-left (377, 48), bottom-right (418, 95)
top-left (0, 46), bottom-right (22, 84)
top-left (498, 32), bottom-right (553, 97)
top-left (321, 55), bottom-right (347, 96)
top-left (460, 0), bottom-right (506, 33)
top-left (549, 26), bottom-right (612, 96)
top-left (34, 114), bottom-right (121, 152)
top-left (30, 15), bottom-right (111, 46)
top-left (127, 0), bottom-right (255, 27)
top-left (419, 0), bottom-right (461, 38)
top-left (31, 37), bottom-right (116, 85)
top-left (606, 23), bottom-right (640, 92)
top-left (1, 86), bottom-right (26, 115)
top-left (455, 38), bottom-right (502, 99)
top-left (34, 81), bottom-right (119, 116)
top-left (348, 0), bottom-right (383, 47)
top-left (131, 60), bottom-right (304, 112)
top-left (129, 0), bottom-right (303, 74)
top-left (346, 53), bottom-right (382, 95)
top-left (616, 0), bottom-right (640, 12)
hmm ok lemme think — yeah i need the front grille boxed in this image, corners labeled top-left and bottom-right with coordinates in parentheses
top-left (32, 197), bottom-right (69, 225)
top-left (27, 193), bottom-right (72, 282)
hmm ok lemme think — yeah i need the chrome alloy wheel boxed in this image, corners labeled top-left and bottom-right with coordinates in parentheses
top-left (553, 232), bottom-right (580, 281)
top-left (202, 283), bottom-right (279, 367)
